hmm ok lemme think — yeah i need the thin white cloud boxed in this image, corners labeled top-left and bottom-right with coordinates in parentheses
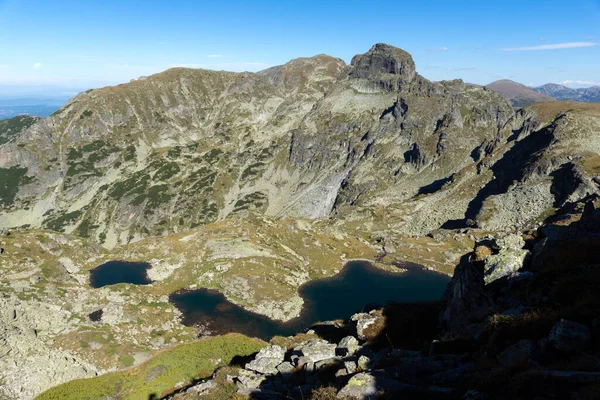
top-left (561, 80), bottom-right (600, 86)
top-left (585, 36), bottom-right (596, 40)
top-left (32, 62), bottom-right (42, 70)
top-left (501, 42), bottom-right (597, 51)
top-left (207, 54), bottom-right (224, 58)
top-left (427, 47), bottom-right (448, 51)
top-left (0, 64), bottom-right (9, 68)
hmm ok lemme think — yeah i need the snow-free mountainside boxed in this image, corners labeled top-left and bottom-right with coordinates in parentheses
top-left (2, 44), bottom-right (600, 399)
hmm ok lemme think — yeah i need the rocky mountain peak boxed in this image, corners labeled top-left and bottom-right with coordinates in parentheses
top-left (258, 54), bottom-right (346, 92)
top-left (349, 43), bottom-right (416, 80)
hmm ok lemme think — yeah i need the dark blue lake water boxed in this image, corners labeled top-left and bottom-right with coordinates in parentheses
top-left (169, 261), bottom-right (449, 340)
top-left (89, 260), bottom-right (153, 288)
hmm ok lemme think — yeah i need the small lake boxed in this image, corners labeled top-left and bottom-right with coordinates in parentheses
top-left (170, 261), bottom-right (449, 340)
top-left (89, 260), bottom-right (153, 288)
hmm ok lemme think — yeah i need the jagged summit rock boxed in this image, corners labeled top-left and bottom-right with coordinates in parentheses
top-left (350, 43), bottom-right (416, 80)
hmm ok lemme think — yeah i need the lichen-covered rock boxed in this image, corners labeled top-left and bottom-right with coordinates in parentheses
top-left (293, 339), bottom-right (336, 363)
top-left (276, 361), bottom-right (295, 376)
top-left (351, 312), bottom-right (381, 341)
top-left (236, 369), bottom-right (267, 390)
top-left (481, 234), bottom-right (529, 284)
top-left (245, 345), bottom-right (286, 375)
top-left (337, 372), bottom-right (407, 399)
top-left (336, 335), bottom-right (359, 356)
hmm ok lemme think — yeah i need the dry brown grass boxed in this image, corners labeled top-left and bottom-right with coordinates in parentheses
top-left (309, 386), bottom-right (339, 400)
top-left (528, 101), bottom-right (600, 122)
top-left (482, 310), bottom-right (561, 354)
top-left (269, 332), bottom-right (320, 349)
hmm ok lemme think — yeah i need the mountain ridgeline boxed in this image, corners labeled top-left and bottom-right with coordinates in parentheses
top-left (534, 83), bottom-right (600, 102)
top-left (1, 44), bottom-right (599, 248)
top-left (486, 79), bottom-right (600, 107)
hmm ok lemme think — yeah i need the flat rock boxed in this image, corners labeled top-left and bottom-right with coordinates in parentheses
top-left (294, 339), bottom-right (336, 363)
top-left (245, 345), bottom-right (286, 375)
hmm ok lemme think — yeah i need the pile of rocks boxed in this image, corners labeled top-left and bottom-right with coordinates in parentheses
top-left (177, 316), bottom-right (473, 399)
top-left (176, 314), bottom-right (599, 400)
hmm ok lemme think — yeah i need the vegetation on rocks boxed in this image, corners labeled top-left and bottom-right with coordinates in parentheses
top-left (35, 334), bottom-right (265, 400)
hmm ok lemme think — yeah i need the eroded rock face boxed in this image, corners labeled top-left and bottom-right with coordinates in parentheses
top-left (0, 296), bottom-right (99, 399)
top-left (440, 254), bottom-right (495, 334)
top-left (350, 43), bottom-right (417, 81)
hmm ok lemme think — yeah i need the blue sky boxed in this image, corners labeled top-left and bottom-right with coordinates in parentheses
top-left (0, 0), bottom-right (599, 96)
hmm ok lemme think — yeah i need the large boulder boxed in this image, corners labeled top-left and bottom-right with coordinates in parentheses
top-left (481, 234), bottom-right (529, 284)
top-left (293, 339), bottom-right (336, 363)
top-left (351, 311), bottom-right (383, 341)
top-left (497, 339), bottom-right (535, 367)
top-left (245, 345), bottom-right (286, 375)
top-left (549, 319), bottom-right (591, 353)
top-left (350, 43), bottom-right (416, 80)
top-left (336, 335), bottom-right (360, 356)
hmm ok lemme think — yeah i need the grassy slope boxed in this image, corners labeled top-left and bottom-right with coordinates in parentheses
top-left (35, 334), bottom-right (265, 400)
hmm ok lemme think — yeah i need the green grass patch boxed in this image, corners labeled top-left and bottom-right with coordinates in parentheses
top-left (119, 354), bottom-right (135, 368)
top-left (35, 334), bottom-right (265, 400)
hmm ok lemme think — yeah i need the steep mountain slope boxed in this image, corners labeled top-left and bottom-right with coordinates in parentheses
top-left (534, 83), bottom-right (600, 102)
top-left (1, 43), bottom-right (600, 399)
top-left (486, 79), bottom-right (555, 107)
top-left (0, 45), bottom-right (513, 247)
top-left (0, 115), bottom-right (40, 145)
top-left (1, 46), bottom-right (599, 248)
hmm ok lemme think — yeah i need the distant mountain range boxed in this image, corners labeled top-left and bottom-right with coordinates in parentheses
top-left (0, 97), bottom-right (70, 120)
top-left (485, 79), bottom-right (600, 108)
top-left (534, 83), bottom-right (600, 102)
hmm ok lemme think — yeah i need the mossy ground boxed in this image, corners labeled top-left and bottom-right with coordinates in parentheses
top-left (35, 334), bottom-right (265, 400)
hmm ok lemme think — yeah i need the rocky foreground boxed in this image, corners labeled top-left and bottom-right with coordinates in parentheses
top-left (167, 197), bottom-right (600, 400)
